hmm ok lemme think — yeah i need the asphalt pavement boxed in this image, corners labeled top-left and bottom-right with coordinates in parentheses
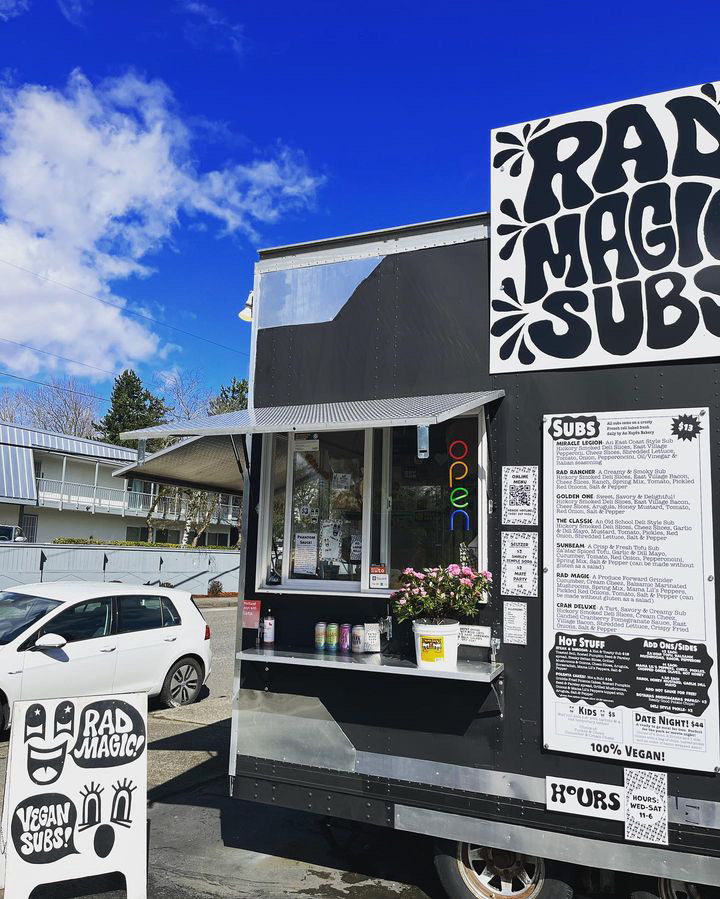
top-left (0, 606), bottom-right (682, 898)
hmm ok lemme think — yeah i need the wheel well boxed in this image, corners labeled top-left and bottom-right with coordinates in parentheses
top-left (0, 689), bottom-right (9, 731)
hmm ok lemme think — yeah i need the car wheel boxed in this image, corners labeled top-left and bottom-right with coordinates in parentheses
top-left (160, 656), bottom-right (203, 708)
top-left (434, 840), bottom-right (573, 899)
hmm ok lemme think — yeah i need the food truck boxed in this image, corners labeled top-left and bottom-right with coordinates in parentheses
top-left (118, 81), bottom-right (720, 898)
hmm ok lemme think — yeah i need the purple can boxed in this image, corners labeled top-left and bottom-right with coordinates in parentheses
top-left (339, 623), bottom-right (351, 653)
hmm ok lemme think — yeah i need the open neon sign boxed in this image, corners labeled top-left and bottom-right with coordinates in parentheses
top-left (449, 439), bottom-right (471, 531)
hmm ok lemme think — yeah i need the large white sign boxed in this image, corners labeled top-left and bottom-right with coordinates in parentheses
top-left (543, 408), bottom-right (718, 771)
top-left (490, 81), bottom-right (720, 373)
top-left (2, 694), bottom-right (147, 899)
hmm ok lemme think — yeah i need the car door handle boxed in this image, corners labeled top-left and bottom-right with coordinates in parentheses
top-left (99, 646), bottom-right (116, 653)
top-left (164, 637), bottom-right (177, 642)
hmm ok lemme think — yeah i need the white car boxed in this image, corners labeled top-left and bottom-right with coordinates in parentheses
top-left (0, 582), bottom-right (212, 728)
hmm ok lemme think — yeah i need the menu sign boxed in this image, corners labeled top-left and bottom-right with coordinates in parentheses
top-left (543, 407), bottom-right (718, 771)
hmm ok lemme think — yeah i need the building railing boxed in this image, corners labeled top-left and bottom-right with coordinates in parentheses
top-left (36, 478), bottom-right (240, 524)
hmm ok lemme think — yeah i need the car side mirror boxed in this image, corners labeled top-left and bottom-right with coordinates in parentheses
top-left (34, 633), bottom-right (67, 650)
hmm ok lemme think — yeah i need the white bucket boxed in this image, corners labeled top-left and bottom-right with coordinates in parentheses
top-left (412, 620), bottom-right (460, 671)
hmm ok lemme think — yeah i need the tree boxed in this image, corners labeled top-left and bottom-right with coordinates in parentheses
top-left (96, 370), bottom-right (168, 448)
top-left (0, 387), bottom-right (24, 425)
top-left (208, 377), bottom-right (248, 415)
top-left (19, 377), bottom-right (99, 438)
top-left (156, 368), bottom-right (212, 422)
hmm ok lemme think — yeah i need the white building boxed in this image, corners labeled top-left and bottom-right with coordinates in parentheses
top-left (0, 423), bottom-right (240, 546)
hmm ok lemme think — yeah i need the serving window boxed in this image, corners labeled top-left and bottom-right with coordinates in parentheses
top-left (258, 416), bottom-right (487, 595)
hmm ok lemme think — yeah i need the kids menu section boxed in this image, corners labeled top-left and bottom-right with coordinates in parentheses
top-left (542, 407), bottom-right (720, 772)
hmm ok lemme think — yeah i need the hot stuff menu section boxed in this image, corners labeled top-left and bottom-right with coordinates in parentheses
top-left (542, 408), bottom-right (718, 771)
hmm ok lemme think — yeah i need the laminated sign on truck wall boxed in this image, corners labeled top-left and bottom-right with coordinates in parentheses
top-left (490, 82), bottom-right (720, 373)
top-left (542, 407), bottom-right (719, 771)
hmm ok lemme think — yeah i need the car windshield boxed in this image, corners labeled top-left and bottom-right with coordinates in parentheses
top-left (0, 592), bottom-right (61, 645)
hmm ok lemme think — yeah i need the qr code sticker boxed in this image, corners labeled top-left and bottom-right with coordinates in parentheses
top-left (509, 484), bottom-right (531, 507)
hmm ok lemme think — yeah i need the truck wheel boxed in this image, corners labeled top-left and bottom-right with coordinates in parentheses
top-left (434, 840), bottom-right (573, 899)
top-left (656, 881), bottom-right (717, 899)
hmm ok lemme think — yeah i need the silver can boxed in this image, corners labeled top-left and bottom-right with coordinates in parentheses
top-left (351, 625), bottom-right (365, 654)
top-left (363, 622), bottom-right (381, 653)
top-left (314, 621), bottom-right (326, 651)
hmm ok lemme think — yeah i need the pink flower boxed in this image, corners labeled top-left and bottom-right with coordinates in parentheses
top-left (412, 588), bottom-right (420, 595)
top-left (416, 572), bottom-right (425, 580)
top-left (460, 578), bottom-right (473, 587)
top-left (461, 566), bottom-right (474, 577)
top-left (398, 598), bottom-right (407, 605)
top-left (447, 563), bottom-right (461, 575)
top-left (481, 570), bottom-right (493, 581)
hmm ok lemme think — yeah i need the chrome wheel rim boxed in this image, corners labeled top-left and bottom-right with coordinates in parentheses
top-left (170, 664), bottom-right (199, 704)
top-left (457, 844), bottom-right (545, 898)
top-left (659, 881), bottom-right (705, 899)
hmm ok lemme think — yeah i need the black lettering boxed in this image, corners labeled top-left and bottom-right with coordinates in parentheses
top-left (528, 291), bottom-right (592, 359)
top-left (667, 95), bottom-right (720, 179)
top-left (695, 265), bottom-right (720, 336)
top-left (645, 271), bottom-right (699, 349)
top-left (703, 189), bottom-right (720, 261)
top-left (524, 121), bottom-right (603, 223)
top-left (521, 214), bottom-right (587, 303)
top-left (593, 104), bottom-right (668, 193)
top-left (594, 281), bottom-right (643, 356)
top-left (584, 192), bottom-right (639, 284)
top-left (675, 181), bottom-right (712, 267)
top-left (628, 183), bottom-right (676, 271)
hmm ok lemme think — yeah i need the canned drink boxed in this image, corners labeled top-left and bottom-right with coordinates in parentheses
top-left (339, 623), bottom-right (351, 653)
top-left (364, 622), bottom-right (381, 653)
top-left (326, 622), bottom-right (339, 652)
top-left (351, 625), bottom-right (365, 654)
top-left (314, 621), bottom-right (327, 651)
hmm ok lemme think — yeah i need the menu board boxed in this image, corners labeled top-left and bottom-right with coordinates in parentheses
top-left (543, 408), bottom-right (718, 772)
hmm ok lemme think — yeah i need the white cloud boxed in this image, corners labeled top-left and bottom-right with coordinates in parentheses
top-left (56, 0), bottom-right (90, 25)
top-left (0, 69), bottom-right (323, 382)
top-left (0, 0), bottom-right (29, 20)
top-left (178, 1), bottom-right (243, 57)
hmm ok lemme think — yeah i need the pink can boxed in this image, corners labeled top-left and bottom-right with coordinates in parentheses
top-left (339, 623), bottom-right (351, 653)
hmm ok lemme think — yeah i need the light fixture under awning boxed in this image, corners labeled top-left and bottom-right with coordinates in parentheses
top-left (120, 389), bottom-right (505, 441)
top-left (112, 435), bottom-right (245, 494)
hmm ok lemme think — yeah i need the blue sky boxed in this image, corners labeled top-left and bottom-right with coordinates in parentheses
top-left (0, 0), bottom-right (718, 419)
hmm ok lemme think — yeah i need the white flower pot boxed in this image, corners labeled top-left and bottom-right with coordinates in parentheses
top-left (412, 619), bottom-right (460, 671)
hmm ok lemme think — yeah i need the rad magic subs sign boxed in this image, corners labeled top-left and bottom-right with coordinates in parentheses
top-left (490, 81), bottom-right (720, 373)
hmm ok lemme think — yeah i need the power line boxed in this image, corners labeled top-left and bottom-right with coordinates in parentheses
top-left (0, 370), bottom-right (111, 402)
top-left (0, 257), bottom-right (250, 358)
top-left (0, 336), bottom-right (119, 378)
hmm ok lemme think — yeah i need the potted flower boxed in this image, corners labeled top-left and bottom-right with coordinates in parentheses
top-left (392, 564), bottom-right (492, 670)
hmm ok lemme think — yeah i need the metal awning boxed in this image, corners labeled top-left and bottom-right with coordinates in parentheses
top-left (0, 444), bottom-right (36, 504)
top-left (112, 435), bottom-right (245, 494)
top-left (120, 390), bottom-right (504, 441)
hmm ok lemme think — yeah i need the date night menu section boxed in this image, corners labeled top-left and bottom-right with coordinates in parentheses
top-left (543, 408), bottom-right (718, 772)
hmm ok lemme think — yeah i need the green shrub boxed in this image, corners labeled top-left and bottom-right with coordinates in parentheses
top-left (207, 579), bottom-right (223, 597)
top-left (51, 537), bottom-right (236, 551)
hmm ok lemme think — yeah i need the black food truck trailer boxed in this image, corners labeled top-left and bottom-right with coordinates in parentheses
top-left (117, 81), bottom-right (720, 898)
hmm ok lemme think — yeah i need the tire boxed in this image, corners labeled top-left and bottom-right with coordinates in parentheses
top-left (160, 656), bottom-right (203, 708)
top-left (434, 840), bottom-right (573, 899)
top-left (656, 881), bottom-right (720, 899)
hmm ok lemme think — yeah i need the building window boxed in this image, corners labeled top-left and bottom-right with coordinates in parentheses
top-left (258, 417), bottom-right (486, 593)
top-left (154, 528), bottom-right (180, 544)
top-left (207, 532), bottom-right (229, 547)
top-left (126, 527), bottom-right (149, 542)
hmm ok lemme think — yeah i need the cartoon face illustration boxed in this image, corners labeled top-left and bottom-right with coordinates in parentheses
top-left (24, 701), bottom-right (75, 785)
